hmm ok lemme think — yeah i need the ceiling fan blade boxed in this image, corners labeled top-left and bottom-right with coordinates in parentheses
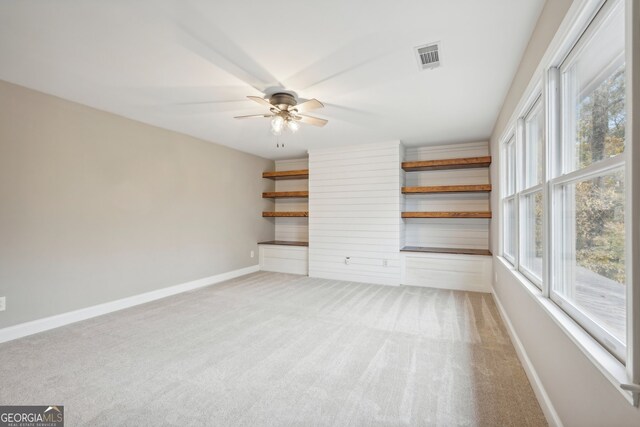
top-left (293, 98), bottom-right (324, 113)
top-left (247, 96), bottom-right (279, 111)
top-left (234, 114), bottom-right (274, 119)
top-left (297, 114), bottom-right (328, 127)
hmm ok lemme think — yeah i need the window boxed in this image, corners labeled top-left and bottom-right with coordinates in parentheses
top-left (502, 135), bottom-right (517, 263)
top-left (500, 0), bottom-right (630, 364)
top-left (551, 0), bottom-right (627, 359)
top-left (554, 170), bottom-right (626, 346)
top-left (524, 101), bottom-right (544, 187)
top-left (521, 190), bottom-right (543, 281)
top-left (519, 99), bottom-right (544, 285)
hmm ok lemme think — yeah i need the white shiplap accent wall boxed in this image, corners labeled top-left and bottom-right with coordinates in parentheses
top-left (275, 158), bottom-right (308, 242)
top-left (404, 141), bottom-right (490, 249)
top-left (309, 141), bottom-right (401, 286)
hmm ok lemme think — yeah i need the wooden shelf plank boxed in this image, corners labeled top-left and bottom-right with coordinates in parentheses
top-left (262, 211), bottom-right (308, 217)
top-left (402, 184), bottom-right (491, 194)
top-left (401, 246), bottom-right (492, 256)
top-left (262, 169), bottom-right (309, 180)
top-left (262, 191), bottom-right (309, 198)
top-left (402, 156), bottom-right (492, 172)
top-left (258, 240), bottom-right (309, 247)
top-left (402, 211), bottom-right (492, 218)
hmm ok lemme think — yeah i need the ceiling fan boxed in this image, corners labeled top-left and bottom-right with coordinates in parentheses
top-left (234, 93), bottom-right (328, 135)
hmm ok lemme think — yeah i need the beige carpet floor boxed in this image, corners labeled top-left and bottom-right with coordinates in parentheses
top-left (0, 272), bottom-right (546, 426)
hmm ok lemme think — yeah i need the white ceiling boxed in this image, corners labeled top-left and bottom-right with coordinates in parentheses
top-left (0, 0), bottom-right (545, 159)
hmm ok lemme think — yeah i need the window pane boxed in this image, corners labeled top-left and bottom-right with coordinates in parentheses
top-left (524, 102), bottom-right (544, 187)
top-left (554, 169), bottom-right (626, 343)
top-left (521, 191), bottom-right (543, 282)
top-left (561, 2), bottom-right (625, 173)
top-left (505, 138), bottom-right (516, 195)
top-left (504, 198), bottom-right (516, 260)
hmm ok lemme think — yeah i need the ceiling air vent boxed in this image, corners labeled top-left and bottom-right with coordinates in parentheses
top-left (415, 42), bottom-right (441, 70)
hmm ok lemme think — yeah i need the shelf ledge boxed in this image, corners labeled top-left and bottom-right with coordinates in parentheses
top-left (401, 246), bottom-right (492, 256)
top-left (262, 211), bottom-right (309, 218)
top-left (402, 211), bottom-right (492, 218)
top-left (402, 156), bottom-right (492, 172)
top-left (262, 169), bottom-right (309, 180)
top-left (262, 191), bottom-right (309, 198)
top-left (402, 184), bottom-right (491, 194)
top-left (258, 240), bottom-right (309, 247)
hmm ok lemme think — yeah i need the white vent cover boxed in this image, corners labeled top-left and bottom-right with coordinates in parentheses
top-left (415, 42), bottom-right (441, 70)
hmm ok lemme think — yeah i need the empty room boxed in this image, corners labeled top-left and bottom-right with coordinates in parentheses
top-left (0, 0), bottom-right (639, 426)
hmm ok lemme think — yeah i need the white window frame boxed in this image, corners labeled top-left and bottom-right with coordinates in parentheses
top-left (501, 133), bottom-right (517, 266)
top-left (549, 0), bottom-right (628, 362)
top-left (518, 94), bottom-right (545, 289)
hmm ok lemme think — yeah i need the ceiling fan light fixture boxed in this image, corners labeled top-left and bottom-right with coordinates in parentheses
top-left (287, 119), bottom-right (299, 133)
top-left (236, 93), bottom-right (327, 135)
top-left (271, 115), bottom-right (284, 135)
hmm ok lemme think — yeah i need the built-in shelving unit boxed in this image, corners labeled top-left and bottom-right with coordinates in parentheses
top-left (401, 147), bottom-right (492, 268)
top-left (400, 246), bottom-right (491, 256)
top-left (402, 211), bottom-right (492, 218)
top-left (262, 211), bottom-right (308, 217)
top-left (402, 156), bottom-right (491, 172)
top-left (262, 191), bottom-right (309, 199)
top-left (400, 145), bottom-right (493, 291)
top-left (262, 169), bottom-right (309, 180)
top-left (261, 165), bottom-right (310, 221)
top-left (402, 155), bottom-right (492, 219)
top-left (260, 160), bottom-right (310, 275)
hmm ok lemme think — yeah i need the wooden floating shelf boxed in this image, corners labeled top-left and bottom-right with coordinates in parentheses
top-left (402, 156), bottom-right (492, 172)
top-left (262, 169), bottom-right (309, 180)
top-left (401, 246), bottom-right (492, 256)
top-left (258, 240), bottom-right (309, 247)
top-left (262, 191), bottom-right (309, 199)
top-left (402, 184), bottom-right (491, 194)
top-left (402, 211), bottom-right (492, 218)
top-left (262, 211), bottom-right (308, 217)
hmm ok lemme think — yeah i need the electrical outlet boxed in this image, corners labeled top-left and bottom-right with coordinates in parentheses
top-left (0, 297), bottom-right (5, 312)
top-left (250, 250), bottom-right (255, 258)
top-left (345, 257), bottom-right (351, 265)
top-left (383, 259), bottom-right (388, 267)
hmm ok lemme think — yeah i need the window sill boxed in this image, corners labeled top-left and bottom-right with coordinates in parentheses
top-left (495, 256), bottom-right (636, 406)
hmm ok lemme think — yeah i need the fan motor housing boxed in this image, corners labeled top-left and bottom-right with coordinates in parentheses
top-left (270, 93), bottom-right (297, 110)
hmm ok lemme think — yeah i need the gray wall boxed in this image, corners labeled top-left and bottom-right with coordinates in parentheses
top-left (489, 0), bottom-right (640, 425)
top-left (0, 80), bottom-right (275, 329)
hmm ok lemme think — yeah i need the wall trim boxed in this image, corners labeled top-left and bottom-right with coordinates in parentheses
top-left (0, 265), bottom-right (259, 344)
top-left (492, 289), bottom-right (564, 427)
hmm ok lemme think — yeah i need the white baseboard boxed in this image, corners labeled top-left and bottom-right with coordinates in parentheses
top-left (492, 290), bottom-right (564, 427)
top-left (0, 264), bottom-right (259, 344)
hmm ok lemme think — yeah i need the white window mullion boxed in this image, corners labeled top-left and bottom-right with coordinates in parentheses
top-left (545, 67), bottom-right (561, 298)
